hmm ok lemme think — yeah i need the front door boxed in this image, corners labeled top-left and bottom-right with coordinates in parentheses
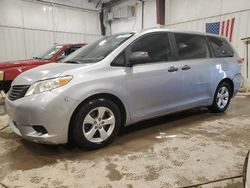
top-left (125, 33), bottom-right (187, 121)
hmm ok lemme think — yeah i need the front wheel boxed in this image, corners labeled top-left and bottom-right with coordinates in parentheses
top-left (208, 82), bottom-right (232, 113)
top-left (72, 98), bottom-right (121, 150)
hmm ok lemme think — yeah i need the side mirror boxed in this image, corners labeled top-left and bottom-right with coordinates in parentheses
top-left (129, 51), bottom-right (151, 65)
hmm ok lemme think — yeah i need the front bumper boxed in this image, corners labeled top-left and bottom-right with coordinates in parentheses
top-left (5, 91), bottom-right (79, 144)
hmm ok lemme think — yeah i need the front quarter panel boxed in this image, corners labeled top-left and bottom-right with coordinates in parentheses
top-left (52, 66), bottom-right (131, 124)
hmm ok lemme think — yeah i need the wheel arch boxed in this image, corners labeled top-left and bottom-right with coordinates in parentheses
top-left (68, 93), bottom-right (127, 143)
top-left (219, 78), bottom-right (234, 95)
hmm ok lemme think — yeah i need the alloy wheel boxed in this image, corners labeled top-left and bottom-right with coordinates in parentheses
top-left (82, 107), bottom-right (115, 143)
top-left (216, 86), bottom-right (229, 109)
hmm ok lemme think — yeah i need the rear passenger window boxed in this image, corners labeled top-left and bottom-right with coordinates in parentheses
top-left (207, 36), bottom-right (234, 57)
top-left (130, 33), bottom-right (171, 63)
top-left (174, 33), bottom-right (209, 60)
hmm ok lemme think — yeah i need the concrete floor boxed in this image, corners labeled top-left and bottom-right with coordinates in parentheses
top-left (0, 95), bottom-right (250, 188)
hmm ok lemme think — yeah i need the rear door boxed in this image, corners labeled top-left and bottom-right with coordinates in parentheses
top-left (172, 33), bottom-right (214, 106)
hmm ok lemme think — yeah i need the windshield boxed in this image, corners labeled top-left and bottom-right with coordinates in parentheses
top-left (35, 45), bottom-right (63, 60)
top-left (61, 33), bottom-right (134, 64)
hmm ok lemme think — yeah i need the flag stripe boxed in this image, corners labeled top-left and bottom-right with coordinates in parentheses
top-left (225, 19), bottom-right (230, 37)
top-left (221, 21), bottom-right (225, 35)
top-left (229, 17), bottom-right (235, 42)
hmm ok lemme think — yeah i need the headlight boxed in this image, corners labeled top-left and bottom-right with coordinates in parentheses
top-left (25, 75), bottom-right (72, 96)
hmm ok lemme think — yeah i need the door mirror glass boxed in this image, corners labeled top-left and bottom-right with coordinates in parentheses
top-left (129, 51), bottom-right (151, 65)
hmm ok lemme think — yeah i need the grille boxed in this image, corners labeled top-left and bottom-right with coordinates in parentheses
top-left (8, 85), bottom-right (30, 101)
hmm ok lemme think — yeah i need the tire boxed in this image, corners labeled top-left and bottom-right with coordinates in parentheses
top-left (208, 82), bottom-right (232, 113)
top-left (72, 98), bottom-right (121, 150)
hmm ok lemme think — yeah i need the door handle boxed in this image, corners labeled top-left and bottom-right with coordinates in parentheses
top-left (168, 66), bottom-right (178, 72)
top-left (181, 65), bottom-right (191, 71)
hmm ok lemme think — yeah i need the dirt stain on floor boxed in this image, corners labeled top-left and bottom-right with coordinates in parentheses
top-left (105, 163), bottom-right (123, 181)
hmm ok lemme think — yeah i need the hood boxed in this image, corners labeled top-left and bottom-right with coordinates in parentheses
top-left (0, 59), bottom-right (49, 69)
top-left (12, 63), bottom-right (88, 85)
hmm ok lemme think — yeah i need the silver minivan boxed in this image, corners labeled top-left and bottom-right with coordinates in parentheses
top-left (5, 29), bottom-right (242, 149)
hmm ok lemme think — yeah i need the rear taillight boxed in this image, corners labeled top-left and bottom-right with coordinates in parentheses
top-left (237, 58), bottom-right (244, 64)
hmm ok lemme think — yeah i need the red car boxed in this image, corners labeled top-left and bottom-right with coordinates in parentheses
top-left (0, 43), bottom-right (85, 93)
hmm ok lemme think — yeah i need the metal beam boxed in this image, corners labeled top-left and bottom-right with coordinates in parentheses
top-left (156, 0), bottom-right (165, 25)
top-left (139, 0), bottom-right (145, 29)
top-left (96, 0), bottom-right (102, 8)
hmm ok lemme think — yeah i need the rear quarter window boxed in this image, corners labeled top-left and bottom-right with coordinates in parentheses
top-left (207, 36), bottom-right (234, 58)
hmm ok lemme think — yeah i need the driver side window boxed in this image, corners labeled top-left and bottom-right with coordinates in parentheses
top-left (130, 33), bottom-right (171, 63)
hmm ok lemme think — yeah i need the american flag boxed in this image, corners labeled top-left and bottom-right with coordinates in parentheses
top-left (206, 17), bottom-right (235, 42)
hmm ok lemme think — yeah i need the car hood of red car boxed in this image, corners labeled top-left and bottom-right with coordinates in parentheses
top-left (0, 59), bottom-right (49, 69)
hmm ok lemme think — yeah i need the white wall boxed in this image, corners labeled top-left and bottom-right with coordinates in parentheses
top-left (109, 0), bottom-right (157, 34)
top-left (0, 0), bottom-right (101, 61)
top-left (165, 0), bottom-right (250, 80)
top-left (166, 0), bottom-right (250, 24)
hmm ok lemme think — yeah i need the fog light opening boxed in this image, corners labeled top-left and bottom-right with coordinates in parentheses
top-left (32, 126), bottom-right (48, 135)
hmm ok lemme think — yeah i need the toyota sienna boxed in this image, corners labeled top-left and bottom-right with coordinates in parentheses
top-left (5, 29), bottom-right (242, 149)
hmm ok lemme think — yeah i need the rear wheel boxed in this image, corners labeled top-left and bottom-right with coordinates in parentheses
top-left (72, 98), bottom-right (121, 150)
top-left (208, 82), bottom-right (232, 113)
